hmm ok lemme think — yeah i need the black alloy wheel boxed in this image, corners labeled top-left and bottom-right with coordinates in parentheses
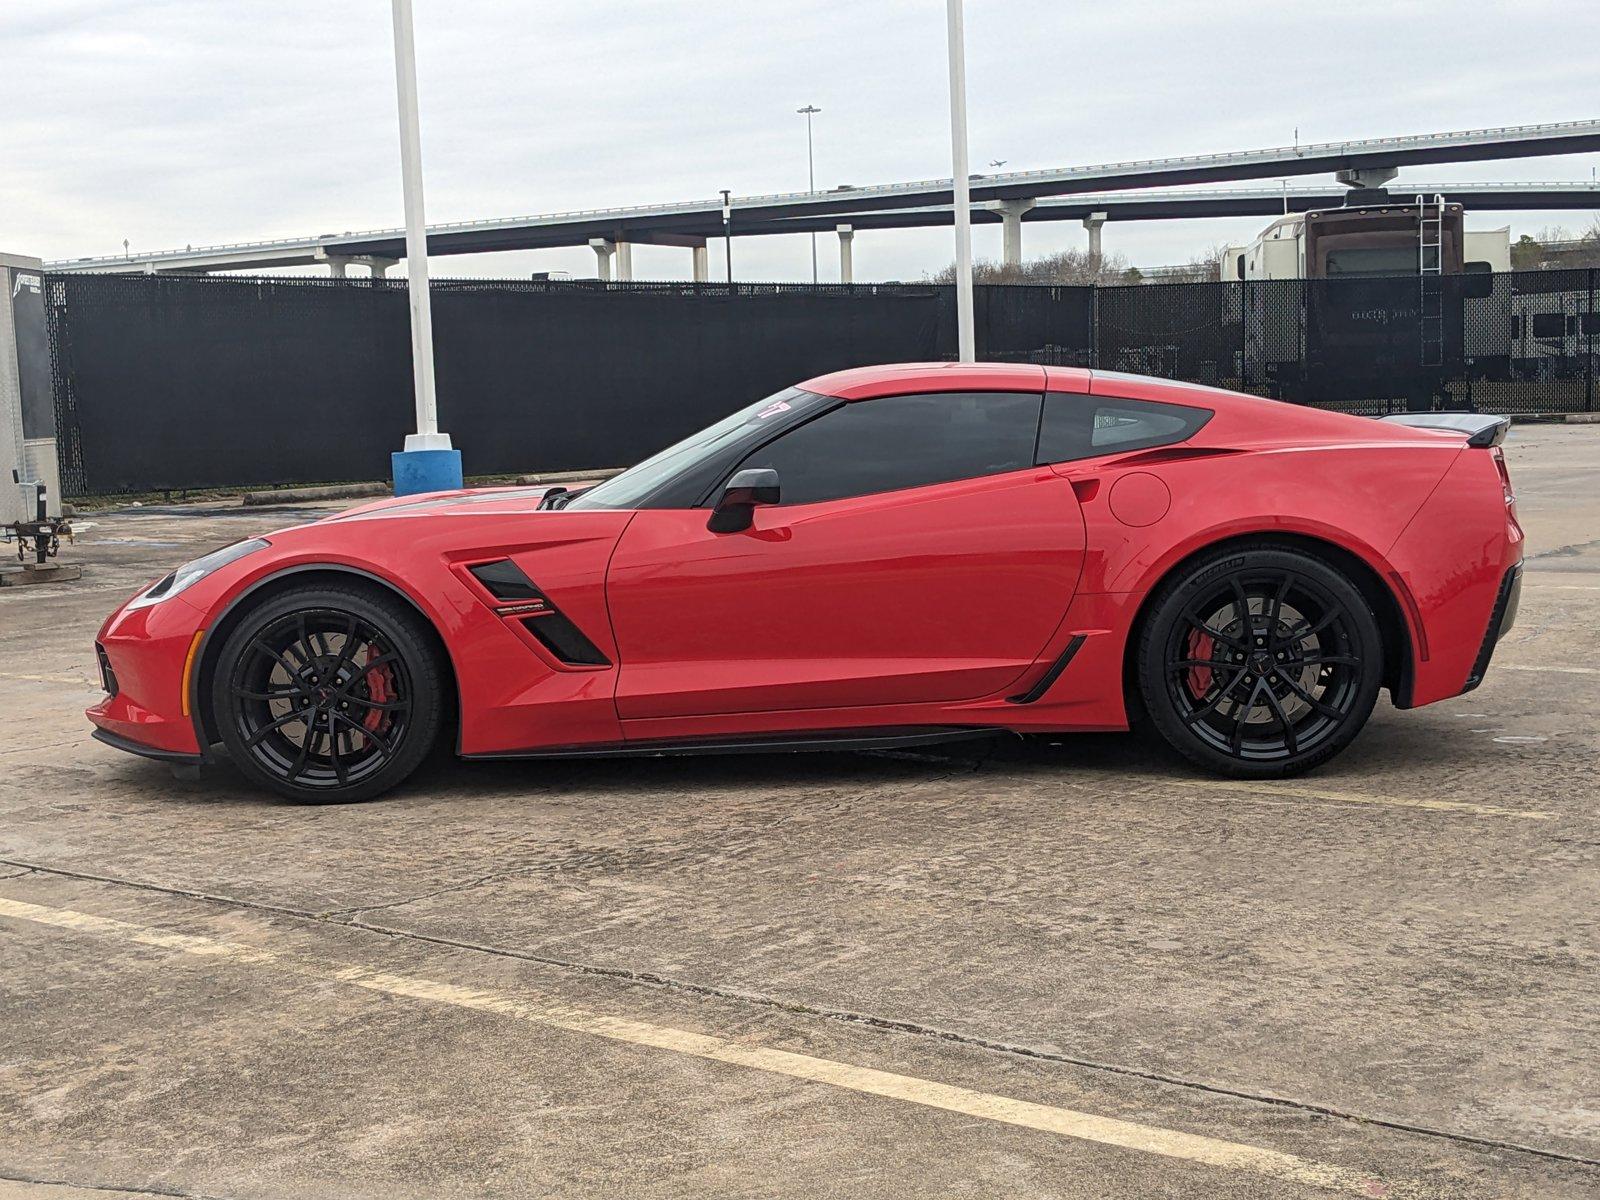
top-left (1137, 546), bottom-right (1382, 777)
top-left (212, 585), bottom-right (443, 802)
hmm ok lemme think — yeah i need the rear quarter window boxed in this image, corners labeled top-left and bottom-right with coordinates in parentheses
top-left (1036, 393), bottom-right (1212, 464)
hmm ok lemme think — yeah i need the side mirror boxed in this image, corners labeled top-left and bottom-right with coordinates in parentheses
top-left (707, 468), bottom-right (780, 533)
top-left (1461, 263), bottom-right (1494, 300)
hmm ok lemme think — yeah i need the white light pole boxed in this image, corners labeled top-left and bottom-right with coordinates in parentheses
top-left (798, 105), bottom-right (821, 284)
top-left (945, 0), bottom-right (975, 362)
top-left (388, 0), bottom-right (461, 493)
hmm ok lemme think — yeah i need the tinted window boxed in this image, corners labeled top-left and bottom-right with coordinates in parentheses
top-left (1530, 313), bottom-right (1567, 339)
top-left (735, 391), bottom-right (1042, 506)
top-left (569, 387), bottom-right (830, 510)
top-left (1036, 393), bottom-right (1211, 464)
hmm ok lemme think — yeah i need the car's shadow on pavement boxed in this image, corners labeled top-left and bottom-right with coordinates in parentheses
top-left (139, 714), bottom-right (1487, 809)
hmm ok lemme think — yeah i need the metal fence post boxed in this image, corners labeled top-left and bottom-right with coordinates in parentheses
top-left (1240, 280), bottom-right (1249, 390)
top-left (1089, 283), bottom-right (1099, 369)
top-left (1589, 267), bottom-right (1596, 413)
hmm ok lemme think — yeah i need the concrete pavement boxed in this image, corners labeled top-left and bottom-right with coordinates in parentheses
top-left (1, 425), bottom-right (1596, 1198)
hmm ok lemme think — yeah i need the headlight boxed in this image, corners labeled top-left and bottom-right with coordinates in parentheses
top-left (127, 538), bottom-right (270, 610)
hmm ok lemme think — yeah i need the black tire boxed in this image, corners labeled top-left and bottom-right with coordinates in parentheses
top-left (211, 585), bottom-right (444, 803)
top-left (1136, 545), bottom-right (1383, 778)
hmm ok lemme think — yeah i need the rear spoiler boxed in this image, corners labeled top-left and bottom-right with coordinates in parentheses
top-left (1379, 412), bottom-right (1510, 448)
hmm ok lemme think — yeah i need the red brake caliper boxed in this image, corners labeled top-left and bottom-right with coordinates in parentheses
top-left (1185, 630), bottom-right (1214, 700)
top-left (361, 646), bottom-right (395, 741)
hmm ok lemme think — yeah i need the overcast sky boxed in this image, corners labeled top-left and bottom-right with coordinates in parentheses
top-left (2, 1), bottom-right (1597, 282)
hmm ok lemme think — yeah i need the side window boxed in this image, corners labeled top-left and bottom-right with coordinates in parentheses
top-left (735, 391), bottom-right (1043, 506)
top-left (1037, 393), bottom-right (1212, 465)
top-left (1530, 313), bottom-right (1566, 339)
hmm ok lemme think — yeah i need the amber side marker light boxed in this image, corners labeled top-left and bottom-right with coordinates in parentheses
top-left (179, 630), bottom-right (205, 718)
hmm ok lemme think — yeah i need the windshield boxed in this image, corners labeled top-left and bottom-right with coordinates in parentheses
top-left (568, 387), bottom-right (827, 510)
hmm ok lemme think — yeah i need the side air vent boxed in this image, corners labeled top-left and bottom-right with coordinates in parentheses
top-left (96, 643), bottom-right (119, 697)
top-left (520, 613), bottom-right (610, 666)
top-left (468, 559), bottom-right (543, 601)
top-left (467, 558), bottom-right (611, 667)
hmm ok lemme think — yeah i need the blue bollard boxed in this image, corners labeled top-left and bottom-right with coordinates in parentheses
top-left (391, 448), bottom-right (464, 497)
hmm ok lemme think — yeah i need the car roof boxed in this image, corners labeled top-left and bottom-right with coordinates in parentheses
top-left (800, 362), bottom-right (1078, 399)
top-left (797, 363), bottom-right (1441, 446)
top-left (799, 362), bottom-right (1260, 402)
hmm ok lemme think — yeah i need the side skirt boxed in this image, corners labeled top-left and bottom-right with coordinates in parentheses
top-left (463, 726), bottom-right (1003, 761)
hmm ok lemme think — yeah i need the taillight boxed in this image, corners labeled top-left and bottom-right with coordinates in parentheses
top-left (1492, 447), bottom-right (1517, 517)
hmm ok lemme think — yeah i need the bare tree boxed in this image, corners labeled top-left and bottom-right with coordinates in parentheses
top-left (1509, 223), bottom-right (1600, 270)
top-left (1147, 243), bottom-right (1229, 284)
top-left (930, 246), bottom-right (1134, 286)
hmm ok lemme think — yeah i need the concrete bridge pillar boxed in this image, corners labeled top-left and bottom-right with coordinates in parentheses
top-left (614, 241), bottom-right (634, 282)
top-left (993, 199), bottom-right (1036, 268)
top-left (691, 242), bottom-right (709, 282)
top-left (837, 225), bottom-right (855, 282)
top-left (589, 238), bottom-right (615, 282)
top-left (362, 258), bottom-right (397, 279)
top-left (1084, 211), bottom-right (1108, 263)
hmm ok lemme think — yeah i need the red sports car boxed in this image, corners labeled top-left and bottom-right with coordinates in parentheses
top-left (89, 364), bottom-right (1523, 802)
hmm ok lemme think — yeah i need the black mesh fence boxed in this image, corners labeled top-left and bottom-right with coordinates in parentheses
top-left (45, 269), bottom-right (1597, 497)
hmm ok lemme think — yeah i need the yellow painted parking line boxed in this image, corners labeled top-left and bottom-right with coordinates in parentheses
top-left (0, 896), bottom-right (1398, 1197)
top-left (1177, 780), bottom-right (1551, 821)
top-left (1496, 664), bottom-right (1598, 676)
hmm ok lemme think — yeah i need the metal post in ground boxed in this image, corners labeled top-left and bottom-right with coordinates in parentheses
top-left (387, 0), bottom-right (462, 496)
top-left (945, 0), bottom-right (974, 362)
top-left (798, 106), bottom-right (821, 284)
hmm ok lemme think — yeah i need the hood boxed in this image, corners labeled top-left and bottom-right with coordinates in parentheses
top-left (323, 484), bottom-right (562, 522)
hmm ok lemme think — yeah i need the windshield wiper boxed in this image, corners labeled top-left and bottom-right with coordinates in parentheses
top-left (536, 486), bottom-right (590, 511)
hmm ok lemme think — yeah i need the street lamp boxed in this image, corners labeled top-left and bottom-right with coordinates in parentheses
top-left (720, 188), bottom-right (733, 284)
top-left (388, 0), bottom-right (461, 495)
top-left (944, 0), bottom-right (974, 362)
top-left (797, 105), bottom-right (821, 284)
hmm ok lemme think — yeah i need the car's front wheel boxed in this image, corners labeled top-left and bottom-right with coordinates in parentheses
top-left (211, 584), bottom-right (444, 802)
top-left (1136, 545), bottom-right (1383, 777)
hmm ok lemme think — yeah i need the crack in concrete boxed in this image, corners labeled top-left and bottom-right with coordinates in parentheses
top-left (318, 865), bottom-right (569, 918)
top-left (0, 1166), bottom-right (232, 1198)
top-left (1529, 536), bottom-right (1600, 561)
top-left (4, 854), bottom-right (1599, 1174)
top-left (0, 866), bottom-right (35, 881)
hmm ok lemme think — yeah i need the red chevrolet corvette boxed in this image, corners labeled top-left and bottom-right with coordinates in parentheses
top-left (89, 364), bottom-right (1522, 802)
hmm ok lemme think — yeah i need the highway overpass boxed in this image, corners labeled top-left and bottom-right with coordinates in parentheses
top-left (48, 119), bottom-right (1600, 280)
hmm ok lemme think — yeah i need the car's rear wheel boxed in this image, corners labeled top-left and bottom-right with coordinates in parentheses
top-left (211, 585), bottom-right (443, 802)
top-left (1136, 546), bottom-right (1382, 777)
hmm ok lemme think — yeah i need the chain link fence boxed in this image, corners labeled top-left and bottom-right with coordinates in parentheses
top-left (45, 269), bottom-right (1596, 497)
